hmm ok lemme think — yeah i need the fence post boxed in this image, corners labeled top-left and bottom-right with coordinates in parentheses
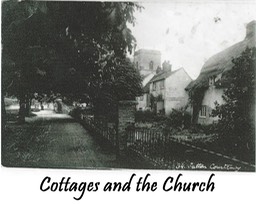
top-left (117, 100), bottom-right (137, 159)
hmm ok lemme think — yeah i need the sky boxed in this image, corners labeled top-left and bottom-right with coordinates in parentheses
top-left (129, 0), bottom-right (256, 79)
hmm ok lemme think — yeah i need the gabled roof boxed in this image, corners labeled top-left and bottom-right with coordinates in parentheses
top-left (149, 68), bottom-right (181, 83)
top-left (141, 73), bottom-right (153, 80)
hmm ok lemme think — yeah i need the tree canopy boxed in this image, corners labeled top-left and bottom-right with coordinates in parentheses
top-left (2, 1), bottom-right (143, 120)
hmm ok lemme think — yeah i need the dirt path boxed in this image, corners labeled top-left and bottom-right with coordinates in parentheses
top-left (2, 109), bottom-right (122, 169)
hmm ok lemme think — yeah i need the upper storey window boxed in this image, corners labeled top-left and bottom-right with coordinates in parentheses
top-left (152, 82), bottom-right (156, 91)
top-left (209, 76), bottom-right (216, 86)
top-left (159, 80), bottom-right (165, 89)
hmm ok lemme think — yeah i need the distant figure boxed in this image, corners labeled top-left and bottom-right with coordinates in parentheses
top-left (40, 101), bottom-right (44, 110)
top-left (55, 98), bottom-right (62, 113)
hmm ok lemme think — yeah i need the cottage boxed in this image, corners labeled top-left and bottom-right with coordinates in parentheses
top-left (186, 20), bottom-right (256, 124)
top-left (149, 66), bottom-right (192, 115)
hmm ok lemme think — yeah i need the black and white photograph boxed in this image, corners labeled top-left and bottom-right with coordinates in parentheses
top-left (1, 0), bottom-right (256, 173)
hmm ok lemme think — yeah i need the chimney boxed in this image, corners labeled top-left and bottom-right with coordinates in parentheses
top-left (246, 20), bottom-right (256, 39)
top-left (163, 60), bottom-right (172, 72)
top-left (156, 66), bottom-right (162, 74)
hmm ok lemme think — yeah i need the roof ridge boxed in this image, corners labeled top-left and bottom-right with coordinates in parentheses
top-left (149, 68), bottom-right (182, 83)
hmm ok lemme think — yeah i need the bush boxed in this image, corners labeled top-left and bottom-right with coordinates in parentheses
top-left (135, 110), bottom-right (155, 123)
top-left (211, 48), bottom-right (255, 162)
top-left (200, 124), bottom-right (217, 135)
top-left (135, 110), bottom-right (167, 123)
top-left (189, 123), bottom-right (217, 135)
top-left (69, 106), bottom-right (83, 119)
top-left (4, 97), bottom-right (18, 106)
top-left (189, 124), bottom-right (216, 135)
top-left (165, 109), bottom-right (191, 129)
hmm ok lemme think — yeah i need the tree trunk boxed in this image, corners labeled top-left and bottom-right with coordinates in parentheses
top-left (191, 104), bottom-right (199, 125)
top-left (1, 94), bottom-right (7, 130)
top-left (25, 96), bottom-right (31, 116)
top-left (18, 95), bottom-right (26, 123)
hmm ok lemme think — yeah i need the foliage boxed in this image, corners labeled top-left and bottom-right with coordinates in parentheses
top-left (2, 2), bottom-right (46, 100)
top-left (135, 108), bottom-right (191, 131)
top-left (2, 1), bottom-right (142, 93)
top-left (46, 1), bottom-right (143, 96)
top-left (69, 106), bottom-right (82, 119)
top-left (149, 94), bottom-right (156, 111)
top-left (93, 57), bottom-right (142, 120)
top-left (135, 110), bottom-right (156, 123)
top-left (211, 47), bottom-right (255, 162)
top-left (135, 110), bottom-right (167, 123)
top-left (2, 1), bottom-right (143, 122)
top-left (189, 123), bottom-right (217, 135)
top-left (93, 58), bottom-right (142, 100)
top-left (165, 108), bottom-right (191, 130)
top-left (149, 94), bottom-right (163, 113)
top-left (187, 77), bottom-right (209, 124)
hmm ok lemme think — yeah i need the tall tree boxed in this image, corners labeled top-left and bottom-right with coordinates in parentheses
top-left (93, 57), bottom-right (142, 121)
top-left (2, 1), bottom-right (143, 122)
top-left (2, 0), bottom-right (52, 122)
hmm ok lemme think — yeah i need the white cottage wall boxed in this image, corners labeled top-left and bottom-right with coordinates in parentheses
top-left (164, 69), bottom-right (192, 115)
top-left (198, 87), bottom-right (225, 124)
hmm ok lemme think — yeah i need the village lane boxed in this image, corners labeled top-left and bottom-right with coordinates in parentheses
top-left (3, 108), bottom-right (130, 169)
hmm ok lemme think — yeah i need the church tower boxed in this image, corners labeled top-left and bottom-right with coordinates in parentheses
top-left (134, 49), bottom-right (161, 76)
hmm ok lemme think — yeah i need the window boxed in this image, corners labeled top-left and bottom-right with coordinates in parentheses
top-left (149, 61), bottom-right (154, 70)
top-left (209, 76), bottom-right (216, 86)
top-left (152, 82), bottom-right (156, 91)
top-left (199, 105), bottom-right (207, 117)
top-left (160, 80), bottom-right (165, 89)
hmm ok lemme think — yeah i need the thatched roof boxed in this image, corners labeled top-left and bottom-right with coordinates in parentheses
top-left (186, 20), bottom-right (256, 91)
